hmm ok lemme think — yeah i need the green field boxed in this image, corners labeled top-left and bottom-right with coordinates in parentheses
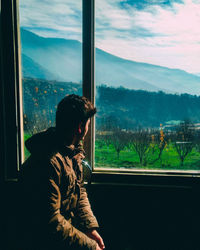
top-left (23, 133), bottom-right (200, 171)
top-left (95, 139), bottom-right (200, 171)
top-left (24, 133), bottom-right (31, 159)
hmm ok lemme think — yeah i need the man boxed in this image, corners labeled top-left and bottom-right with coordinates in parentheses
top-left (19, 94), bottom-right (105, 250)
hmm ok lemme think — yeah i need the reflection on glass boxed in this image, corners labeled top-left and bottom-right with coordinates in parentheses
top-left (19, 0), bottom-right (82, 159)
top-left (95, 0), bottom-right (200, 171)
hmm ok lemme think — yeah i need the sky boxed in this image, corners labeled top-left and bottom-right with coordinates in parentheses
top-left (19, 0), bottom-right (200, 74)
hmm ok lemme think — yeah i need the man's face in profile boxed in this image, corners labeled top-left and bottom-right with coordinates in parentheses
top-left (82, 119), bottom-right (90, 140)
top-left (73, 118), bottom-right (90, 145)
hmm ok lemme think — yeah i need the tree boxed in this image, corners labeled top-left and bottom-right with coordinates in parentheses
top-left (110, 129), bottom-right (129, 159)
top-left (128, 128), bottom-right (151, 165)
top-left (23, 109), bottom-right (54, 135)
top-left (174, 120), bottom-right (195, 166)
top-left (150, 125), bottom-right (168, 164)
top-left (194, 130), bottom-right (200, 153)
top-left (96, 131), bottom-right (112, 151)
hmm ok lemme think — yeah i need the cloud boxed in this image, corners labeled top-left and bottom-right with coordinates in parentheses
top-left (19, 0), bottom-right (200, 73)
top-left (19, 0), bottom-right (82, 41)
top-left (95, 0), bottom-right (200, 73)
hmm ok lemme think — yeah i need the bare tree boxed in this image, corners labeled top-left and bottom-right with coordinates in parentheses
top-left (194, 130), bottom-right (200, 153)
top-left (95, 131), bottom-right (113, 151)
top-left (95, 132), bottom-right (106, 149)
top-left (24, 109), bottom-right (54, 136)
top-left (174, 120), bottom-right (195, 166)
top-left (110, 129), bottom-right (129, 159)
top-left (150, 126), bottom-right (168, 164)
top-left (128, 128), bottom-right (151, 165)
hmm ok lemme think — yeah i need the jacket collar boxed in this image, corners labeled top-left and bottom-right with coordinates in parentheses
top-left (61, 142), bottom-right (85, 159)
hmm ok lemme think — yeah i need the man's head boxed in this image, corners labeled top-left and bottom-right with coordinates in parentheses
top-left (56, 94), bottom-right (96, 144)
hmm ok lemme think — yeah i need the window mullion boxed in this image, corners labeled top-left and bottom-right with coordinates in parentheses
top-left (82, 0), bottom-right (95, 169)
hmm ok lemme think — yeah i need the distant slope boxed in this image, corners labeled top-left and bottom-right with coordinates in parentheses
top-left (20, 28), bottom-right (200, 95)
top-left (22, 53), bottom-right (58, 80)
top-left (96, 85), bottom-right (200, 129)
top-left (22, 78), bottom-right (200, 130)
top-left (22, 78), bottom-right (82, 117)
top-left (21, 29), bottom-right (82, 83)
top-left (95, 48), bottom-right (200, 94)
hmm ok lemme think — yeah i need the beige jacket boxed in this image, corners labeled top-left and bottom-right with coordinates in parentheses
top-left (19, 128), bottom-right (99, 250)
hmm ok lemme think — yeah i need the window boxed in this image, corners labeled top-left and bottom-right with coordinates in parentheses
top-left (3, 0), bottom-right (198, 178)
top-left (19, 0), bottom-right (82, 160)
top-left (94, 0), bottom-right (200, 173)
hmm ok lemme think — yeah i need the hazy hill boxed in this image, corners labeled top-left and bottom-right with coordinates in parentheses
top-left (96, 85), bottom-right (200, 129)
top-left (22, 78), bottom-right (82, 116)
top-left (22, 78), bottom-right (200, 131)
top-left (20, 28), bottom-right (200, 95)
top-left (21, 29), bottom-right (82, 83)
top-left (22, 54), bottom-right (58, 80)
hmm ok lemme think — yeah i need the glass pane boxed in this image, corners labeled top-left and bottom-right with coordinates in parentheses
top-left (95, 0), bottom-right (200, 172)
top-left (19, 0), bottom-right (82, 160)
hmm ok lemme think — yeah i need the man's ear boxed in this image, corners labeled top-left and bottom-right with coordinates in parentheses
top-left (78, 123), bottom-right (82, 134)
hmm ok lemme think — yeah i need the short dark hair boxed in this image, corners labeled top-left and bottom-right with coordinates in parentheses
top-left (56, 94), bottom-right (96, 134)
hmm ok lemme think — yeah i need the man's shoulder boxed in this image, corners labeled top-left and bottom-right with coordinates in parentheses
top-left (49, 151), bottom-right (73, 171)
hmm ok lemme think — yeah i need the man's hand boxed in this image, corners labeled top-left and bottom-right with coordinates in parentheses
top-left (86, 229), bottom-right (105, 250)
top-left (96, 244), bottom-right (103, 250)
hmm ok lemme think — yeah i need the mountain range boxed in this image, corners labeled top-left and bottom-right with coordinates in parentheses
top-left (20, 28), bottom-right (200, 95)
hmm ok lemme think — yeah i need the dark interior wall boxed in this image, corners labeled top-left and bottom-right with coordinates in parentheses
top-left (2, 179), bottom-right (200, 250)
top-left (87, 182), bottom-right (199, 250)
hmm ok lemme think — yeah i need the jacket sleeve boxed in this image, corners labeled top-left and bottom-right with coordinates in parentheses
top-left (75, 181), bottom-right (99, 232)
top-left (72, 147), bottom-right (99, 232)
top-left (48, 159), bottom-right (97, 250)
top-left (73, 153), bottom-right (99, 231)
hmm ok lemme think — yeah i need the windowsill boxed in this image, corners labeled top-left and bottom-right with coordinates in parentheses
top-left (90, 168), bottom-right (200, 189)
top-left (93, 167), bottom-right (200, 177)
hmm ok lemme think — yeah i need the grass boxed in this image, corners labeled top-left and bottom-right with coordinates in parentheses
top-left (23, 133), bottom-right (200, 171)
top-left (95, 140), bottom-right (200, 171)
top-left (24, 133), bottom-right (31, 160)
